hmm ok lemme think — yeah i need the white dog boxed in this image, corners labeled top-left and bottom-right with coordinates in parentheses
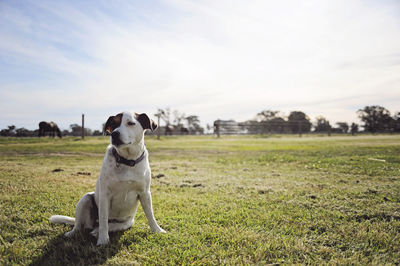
top-left (50, 112), bottom-right (166, 245)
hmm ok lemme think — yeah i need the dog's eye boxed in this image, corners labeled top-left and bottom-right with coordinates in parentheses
top-left (127, 121), bottom-right (136, 126)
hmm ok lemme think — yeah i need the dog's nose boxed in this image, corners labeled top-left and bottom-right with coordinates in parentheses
top-left (111, 131), bottom-right (120, 139)
top-left (111, 131), bottom-right (123, 146)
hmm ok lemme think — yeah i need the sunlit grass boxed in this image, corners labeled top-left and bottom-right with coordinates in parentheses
top-left (0, 135), bottom-right (399, 264)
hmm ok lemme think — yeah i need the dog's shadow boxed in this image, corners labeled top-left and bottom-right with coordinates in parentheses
top-left (30, 230), bottom-right (125, 266)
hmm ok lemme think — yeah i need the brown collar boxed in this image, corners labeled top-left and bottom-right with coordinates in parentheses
top-left (112, 147), bottom-right (146, 167)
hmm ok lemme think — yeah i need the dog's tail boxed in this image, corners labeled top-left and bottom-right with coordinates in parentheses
top-left (49, 215), bottom-right (75, 225)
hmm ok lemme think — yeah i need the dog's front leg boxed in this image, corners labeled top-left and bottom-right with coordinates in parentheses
top-left (139, 191), bottom-right (166, 233)
top-left (97, 186), bottom-right (110, 246)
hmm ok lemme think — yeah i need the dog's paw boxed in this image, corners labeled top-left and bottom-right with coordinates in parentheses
top-left (96, 235), bottom-right (110, 246)
top-left (152, 227), bottom-right (166, 234)
top-left (64, 230), bottom-right (74, 238)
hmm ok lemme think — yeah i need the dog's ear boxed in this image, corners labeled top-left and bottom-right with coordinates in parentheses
top-left (136, 113), bottom-right (158, 132)
top-left (104, 113), bottom-right (123, 135)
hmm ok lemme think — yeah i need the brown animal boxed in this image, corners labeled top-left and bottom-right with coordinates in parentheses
top-left (38, 121), bottom-right (62, 138)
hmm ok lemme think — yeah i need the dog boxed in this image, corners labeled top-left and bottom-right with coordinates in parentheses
top-left (49, 112), bottom-right (166, 245)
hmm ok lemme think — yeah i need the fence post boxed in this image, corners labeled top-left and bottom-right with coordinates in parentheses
top-left (81, 114), bottom-right (85, 140)
top-left (215, 121), bottom-right (220, 138)
top-left (154, 110), bottom-right (164, 140)
top-left (157, 115), bottom-right (161, 140)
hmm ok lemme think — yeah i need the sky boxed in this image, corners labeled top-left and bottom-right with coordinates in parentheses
top-left (1, 0), bottom-right (399, 131)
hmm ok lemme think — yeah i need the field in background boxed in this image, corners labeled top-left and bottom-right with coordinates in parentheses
top-left (0, 135), bottom-right (399, 264)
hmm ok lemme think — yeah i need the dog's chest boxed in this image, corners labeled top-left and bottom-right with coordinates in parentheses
top-left (109, 165), bottom-right (147, 191)
top-left (106, 168), bottom-right (147, 218)
top-left (109, 179), bottom-right (141, 208)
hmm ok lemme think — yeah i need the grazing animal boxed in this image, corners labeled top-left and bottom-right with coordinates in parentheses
top-left (49, 112), bottom-right (165, 245)
top-left (38, 121), bottom-right (62, 138)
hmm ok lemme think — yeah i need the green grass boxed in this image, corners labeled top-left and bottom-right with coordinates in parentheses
top-left (0, 135), bottom-right (399, 265)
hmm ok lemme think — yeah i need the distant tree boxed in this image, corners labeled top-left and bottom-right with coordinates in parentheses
top-left (288, 111), bottom-right (311, 134)
top-left (69, 124), bottom-right (80, 136)
top-left (394, 112), bottom-right (400, 132)
top-left (156, 108), bottom-right (204, 135)
top-left (173, 110), bottom-right (186, 127)
top-left (206, 124), bottom-right (212, 134)
top-left (92, 130), bottom-right (102, 136)
top-left (256, 110), bottom-right (279, 121)
top-left (336, 122), bottom-right (349, 133)
top-left (186, 115), bottom-right (203, 134)
top-left (159, 108), bottom-right (172, 126)
top-left (85, 128), bottom-right (93, 136)
top-left (357, 105), bottom-right (393, 133)
top-left (69, 124), bottom-right (92, 136)
top-left (267, 117), bottom-right (287, 133)
top-left (246, 110), bottom-right (287, 134)
top-left (314, 116), bottom-right (331, 132)
top-left (241, 120), bottom-right (260, 134)
top-left (254, 110), bottom-right (287, 134)
top-left (350, 123), bottom-right (359, 135)
top-left (15, 128), bottom-right (35, 137)
top-left (0, 125), bottom-right (16, 136)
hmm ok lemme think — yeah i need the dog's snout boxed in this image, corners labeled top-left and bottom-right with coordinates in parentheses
top-left (111, 131), bottom-right (123, 146)
top-left (111, 131), bottom-right (120, 139)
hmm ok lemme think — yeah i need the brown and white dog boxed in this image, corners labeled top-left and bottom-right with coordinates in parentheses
top-left (50, 112), bottom-right (165, 245)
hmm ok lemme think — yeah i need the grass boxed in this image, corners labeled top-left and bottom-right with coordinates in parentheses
top-left (0, 134), bottom-right (399, 265)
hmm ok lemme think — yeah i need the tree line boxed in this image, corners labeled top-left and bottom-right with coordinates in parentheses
top-left (0, 124), bottom-right (103, 137)
top-left (214, 105), bottom-right (400, 135)
top-left (155, 108), bottom-right (204, 135)
top-left (0, 105), bottom-right (399, 137)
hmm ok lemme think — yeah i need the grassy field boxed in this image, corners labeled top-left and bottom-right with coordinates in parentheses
top-left (0, 134), bottom-right (399, 265)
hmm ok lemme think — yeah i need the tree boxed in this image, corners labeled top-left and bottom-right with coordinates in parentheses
top-left (267, 117), bottom-right (287, 133)
top-left (394, 112), bottom-right (400, 132)
top-left (158, 108), bottom-right (171, 126)
top-left (288, 111), bottom-right (311, 134)
top-left (336, 122), bottom-right (349, 134)
top-left (314, 116), bottom-right (331, 132)
top-left (357, 105), bottom-right (393, 133)
top-left (16, 128), bottom-right (35, 137)
top-left (206, 124), bottom-right (212, 134)
top-left (173, 110), bottom-right (186, 127)
top-left (256, 110), bottom-right (279, 121)
top-left (0, 125), bottom-right (16, 136)
top-left (69, 124), bottom-right (92, 136)
top-left (254, 110), bottom-right (287, 134)
top-left (186, 115), bottom-right (203, 134)
top-left (156, 108), bottom-right (204, 135)
top-left (350, 123), bottom-right (358, 135)
top-left (92, 130), bottom-right (103, 136)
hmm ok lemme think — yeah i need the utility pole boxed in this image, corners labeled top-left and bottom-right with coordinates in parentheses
top-left (82, 114), bottom-right (85, 140)
top-left (215, 120), bottom-right (220, 138)
top-left (156, 114), bottom-right (161, 140)
top-left (155, 109), bottom-right (164, 140)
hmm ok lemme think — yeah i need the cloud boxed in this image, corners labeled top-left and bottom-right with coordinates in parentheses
top-left (0, 0), bottom-right (399, 130)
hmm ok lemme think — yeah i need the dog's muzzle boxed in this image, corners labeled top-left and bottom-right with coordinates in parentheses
top-left (111, 131), bottom-right (124, 146)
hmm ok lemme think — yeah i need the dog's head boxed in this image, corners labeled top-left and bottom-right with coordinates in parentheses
top-left (104, 112), bottom-right (157, 147)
